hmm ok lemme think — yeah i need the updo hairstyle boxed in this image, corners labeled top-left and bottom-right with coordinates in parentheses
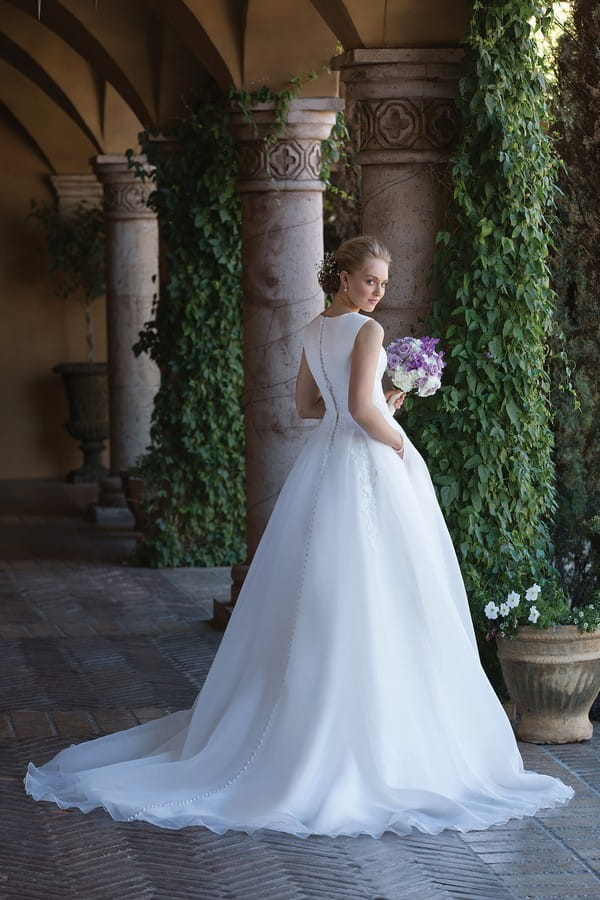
top-left (317, 236), bottom-right (392, 295)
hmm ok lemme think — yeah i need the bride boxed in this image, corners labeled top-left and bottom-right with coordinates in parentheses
top-left (25, 235), bottom-right (573, 837)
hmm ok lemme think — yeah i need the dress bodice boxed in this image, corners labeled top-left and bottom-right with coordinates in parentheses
top-left (303, 312), bottom-right (388, 429)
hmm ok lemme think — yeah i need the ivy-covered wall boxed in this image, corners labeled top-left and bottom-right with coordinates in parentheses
top-left (551, 0), bottom-right (600, 605)
top-left (131, 87), bottom-right (246, 567)
top-left (404, 1), bottom-right (561, 625)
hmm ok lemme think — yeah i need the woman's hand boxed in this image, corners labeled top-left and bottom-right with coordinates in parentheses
top-left (392, 436), bottom-right (404, 459)
top-left (385, 390), bottom-right (406, 413)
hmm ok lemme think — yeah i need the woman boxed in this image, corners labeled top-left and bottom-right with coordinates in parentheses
top-left (25, 236), bottom-right (573, 837)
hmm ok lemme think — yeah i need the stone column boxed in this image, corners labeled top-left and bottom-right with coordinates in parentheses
top-left (231, 98), bottom-right (342, 560)
top-left (334, 49), bottom-right (463, 339)
top-left (91, 155), bottom-right (160, 522)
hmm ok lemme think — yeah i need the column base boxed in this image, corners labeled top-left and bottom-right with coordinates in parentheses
top-left (88, 476), bottom-right (135, 529)
top-left (211, 563), bottom-right (249, 630)
top-left (89, 505), bottom-right (136, 528)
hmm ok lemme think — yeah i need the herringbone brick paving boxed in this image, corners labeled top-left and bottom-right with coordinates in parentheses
top-left (1, 501), bottom-right (599, 899)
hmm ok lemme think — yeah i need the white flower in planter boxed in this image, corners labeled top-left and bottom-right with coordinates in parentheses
top-left (525, 583), bottom-right (541, 603)
top-left (528, 605), bottom-right (541, 624)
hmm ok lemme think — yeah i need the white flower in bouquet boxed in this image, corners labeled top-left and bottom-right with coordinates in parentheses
top-left (385, 336), bottom-right (446, 399)
top-left (390, 368), bottom-right (417, 394)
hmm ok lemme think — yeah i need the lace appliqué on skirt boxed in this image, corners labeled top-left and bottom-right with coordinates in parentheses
top-left (348, 433), bottom-right (378, 547)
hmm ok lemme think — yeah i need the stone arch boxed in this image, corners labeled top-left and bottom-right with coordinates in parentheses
top-left (145, 0), bottom-right (241, 90)
top-left (0, 57), bottom-right (99, 171)
top-left (5, 0), bottom-right (156, 127)
top-left (0, 31), bottom-right (102, 154)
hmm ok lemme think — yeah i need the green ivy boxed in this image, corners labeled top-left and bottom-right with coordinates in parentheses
top-left (230, 75), bottom-right (317, 150)
top-left (229, 74), bottom-right (348, 194)
top-left (128, 85), bottom-right (245, 567)
top-left (550, 0), bottom-right (600, 605)
top-left (404, 2), bottom-right (561, 618)
top-left (128, 78), bottom-right (345, 567)
top-left (29, 200), bottom-right (105, 363)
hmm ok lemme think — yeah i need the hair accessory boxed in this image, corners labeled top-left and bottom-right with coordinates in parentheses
top-left (316, 251), bottom-right (340, 289)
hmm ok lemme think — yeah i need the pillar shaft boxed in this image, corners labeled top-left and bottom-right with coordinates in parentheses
top-left (92, 155), bottom-right (160, 474)
top-left (232, 99), bottom-right (342, 557)
top-left (334, 49), bottom-right (463, 338)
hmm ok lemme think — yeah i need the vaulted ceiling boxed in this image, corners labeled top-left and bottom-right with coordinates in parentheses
top-left (0, 0), bottom-right (470, 173)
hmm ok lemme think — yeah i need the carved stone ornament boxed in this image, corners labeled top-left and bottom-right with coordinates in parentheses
top-left (359, 98), bottom-right (460, 152)
top-left (237, 139), bottom-right (322, 185)
top-left (103, 181), bottom-right (155, 218)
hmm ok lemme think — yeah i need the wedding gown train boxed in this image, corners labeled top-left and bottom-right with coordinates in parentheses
top-left (25, 311), bottom-right (573, 837)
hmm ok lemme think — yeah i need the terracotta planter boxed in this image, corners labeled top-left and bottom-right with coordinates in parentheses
top-left (497, 625), bottom-right (600, 743)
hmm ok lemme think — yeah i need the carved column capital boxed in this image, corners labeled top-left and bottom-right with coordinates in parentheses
top-left (331, 49), bottom-right (464, 339)
top-left (92, 155), bottom-right (156, 220)
top-left (230, 98), bottom-right (343, 192)
top-left (333, 48), bottom-right (463, 164)
top-left (49, 173), bottom-right (102, 217)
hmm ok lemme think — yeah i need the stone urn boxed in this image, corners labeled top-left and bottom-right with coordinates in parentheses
top-left (53, 362), bottom-right (109, 483)
top-left (497, 625), bottom-right (600, 743)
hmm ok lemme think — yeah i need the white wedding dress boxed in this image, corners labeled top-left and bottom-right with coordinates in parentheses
top-left (25, 311), bottom-right (573, 837)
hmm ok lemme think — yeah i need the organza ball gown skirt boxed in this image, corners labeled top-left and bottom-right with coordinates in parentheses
top-left (25, 312), bottom-right (573, 837)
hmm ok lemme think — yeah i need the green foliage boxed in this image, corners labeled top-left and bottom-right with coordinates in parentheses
top-left (231, 75), bottom-right (347, 178)
top-left (129, 77), bottom-right (345, 567)
top-left (230, 74), bottom-right (318, 150)
top-left (323, 104), bottom-right (361, 251)
top-left (403, 2), bottom-right (561, 625)
top-left (550, 0), bottom-right (600, 605)
top-left (230, 75), bottom-right (357, 242)
top-left (29, 200), bottom-right (105, 362)
top-left (129, 85), bottom-right (245, 567)
top-left (471, 566), bottom-right (600, 638)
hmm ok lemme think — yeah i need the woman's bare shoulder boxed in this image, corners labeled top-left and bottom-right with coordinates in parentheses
top-left (355, 317), bottom-right (384, 343)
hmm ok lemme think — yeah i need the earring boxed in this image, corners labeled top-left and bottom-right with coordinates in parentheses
top-left (344, 285), bottom-right (348, 292)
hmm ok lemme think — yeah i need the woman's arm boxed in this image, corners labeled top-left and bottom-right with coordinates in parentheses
top-left (295, 350), bottom-right (325, 419)
top-left (348, 320), bottom-right (405, 455)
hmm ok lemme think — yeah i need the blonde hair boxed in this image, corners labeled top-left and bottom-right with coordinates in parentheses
top-left (317, 236), bottom-right (391, 294)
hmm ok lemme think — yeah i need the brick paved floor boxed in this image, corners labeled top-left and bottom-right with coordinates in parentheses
top-left (1, 489), bottom-right (600, 899)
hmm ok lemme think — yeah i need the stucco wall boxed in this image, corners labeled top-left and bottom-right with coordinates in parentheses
top-left (0, 113), bottom-right (108, 479)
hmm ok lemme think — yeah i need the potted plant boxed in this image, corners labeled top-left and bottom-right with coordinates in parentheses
top-left (30, 199), bottom-right (109, 482)
top-left (477, 569), bottom-right (600, 743)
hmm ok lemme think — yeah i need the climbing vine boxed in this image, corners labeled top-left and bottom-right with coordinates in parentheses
top-left (231, 77), bottom-right (360, 250)
top-left (129, 77), bottom-right (345, 566)
top-left (229, 73), bottom-right (351, 194)
top-left (129, 85), bottom-right (245, 567)
top-left (550, 0), bottom-right (600, 605)
top-left (29, 200), bottom-right (105, 363)
top-left (403, 1), bottom-right (562, 625)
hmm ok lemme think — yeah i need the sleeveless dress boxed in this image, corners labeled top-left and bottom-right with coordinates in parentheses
top-left (25, 311), bottom-right (573, 837)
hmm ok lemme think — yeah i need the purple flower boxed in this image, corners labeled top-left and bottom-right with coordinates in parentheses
top-left (385, 336), bottom-right (446, 398)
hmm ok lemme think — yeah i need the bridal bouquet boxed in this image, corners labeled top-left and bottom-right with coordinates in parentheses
top-left (385, 336), bottom-right (446, 398)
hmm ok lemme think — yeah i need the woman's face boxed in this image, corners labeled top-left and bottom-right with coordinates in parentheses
top-left (340, 256), bottom-right (389, 314)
